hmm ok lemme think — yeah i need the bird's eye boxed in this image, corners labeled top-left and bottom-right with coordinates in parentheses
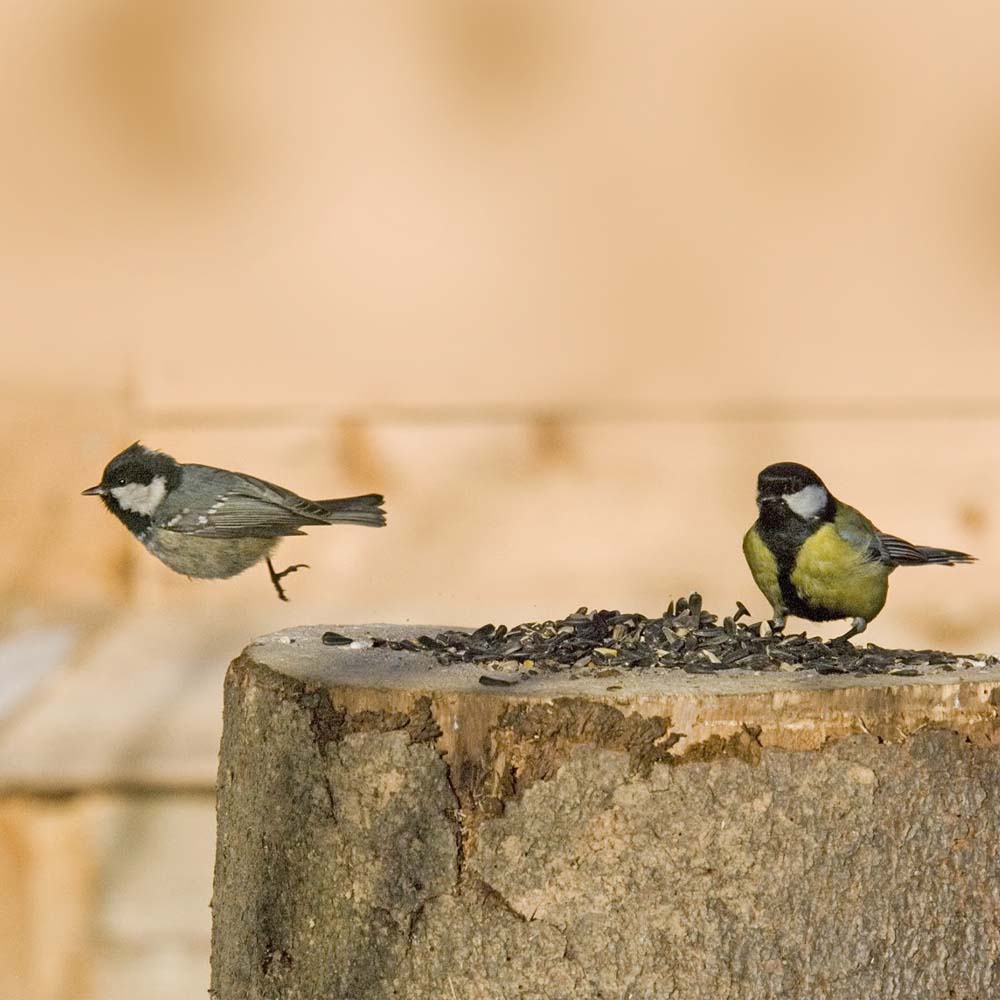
top-left (118, 478), bottom-right (127, 486)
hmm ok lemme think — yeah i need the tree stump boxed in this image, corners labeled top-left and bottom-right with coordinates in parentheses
top-left (211, 625), bottom-right (1000, 999)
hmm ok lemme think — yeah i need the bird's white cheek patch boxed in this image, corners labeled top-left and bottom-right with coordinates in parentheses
top-left (110, 475), bottom-right (167, 516)
top-left (783, 484), bottom-right (827, 519)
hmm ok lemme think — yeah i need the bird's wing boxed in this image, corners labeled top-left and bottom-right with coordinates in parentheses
top-left (815, 500), bottom-right (969, 567)
top-left (833, 503), bottom-right (886, 563)
top-left (156, 467), bottom-right (333, 539)
top-left (840, 511), bottom-right (953, 566)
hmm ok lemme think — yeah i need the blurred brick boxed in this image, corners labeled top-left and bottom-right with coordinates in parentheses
top-left (0, 614), bottom-right (230, 792)
top-left (0, 794), bottom-right (213, 1000)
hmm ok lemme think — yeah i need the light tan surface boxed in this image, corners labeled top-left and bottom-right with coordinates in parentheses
top-left (4, 3), bottom-right (1000, 999)
top-left (0, 794), bottom-right (214, 1000)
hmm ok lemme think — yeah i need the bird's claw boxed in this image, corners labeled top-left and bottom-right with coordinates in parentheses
top-left (832, 617), bottom-right (867, 645)
top-left (266, 558), bottom-right (310, 602)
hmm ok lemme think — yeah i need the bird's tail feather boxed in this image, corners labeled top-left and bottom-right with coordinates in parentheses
top-left (911, 545), bottom-right (976, 566)
top-left (880, 532), bottom-right (975, 566)
top-left (315, 493), bottom-right (386, 526)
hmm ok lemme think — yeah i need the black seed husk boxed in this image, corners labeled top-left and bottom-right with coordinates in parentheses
top-left (359, 593), bottom-right (984, 682)
top-left (321, 631), bottom-right (352, 646)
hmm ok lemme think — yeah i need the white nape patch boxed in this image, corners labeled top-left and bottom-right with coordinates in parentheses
top-left (110, 475), bottom-right (167, 516)
top-left (783, 483), bottom-right (828, 519)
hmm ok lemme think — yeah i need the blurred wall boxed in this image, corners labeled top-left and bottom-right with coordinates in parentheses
top-left (3, 3), bottom-right (1000, 997)
top-left (0, 0), bottom-right (1000, 645)
top-left (5, 0), bottom-right (998, 649)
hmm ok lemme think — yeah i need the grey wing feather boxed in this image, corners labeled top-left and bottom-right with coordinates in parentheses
top-left (875, 532), bottom-right (975, 566)
top-left (157, 467), bottom-right (336, 539)
top-left (875, 533), bottom-right (928, 565)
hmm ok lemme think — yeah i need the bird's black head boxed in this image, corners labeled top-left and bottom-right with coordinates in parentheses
top-left (755, 462), bottom-right (833, 523)
top-left (82, 442), bottom-right (182, 535)
top-left (757, 462), bottom-right (824, 498)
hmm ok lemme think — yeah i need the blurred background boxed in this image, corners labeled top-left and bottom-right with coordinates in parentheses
top-left (3, 2), bottom-right (1000, 997)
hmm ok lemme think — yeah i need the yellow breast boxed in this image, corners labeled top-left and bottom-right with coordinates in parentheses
top-left (791, 523), bottom-right (889, 621)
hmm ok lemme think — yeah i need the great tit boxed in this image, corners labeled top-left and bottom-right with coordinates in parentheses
top-left (83, 442), bottom-right (386, 600)
top-left (743, 462), bottom-right (974, 641)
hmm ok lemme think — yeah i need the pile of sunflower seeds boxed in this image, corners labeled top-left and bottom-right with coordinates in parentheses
top-left (324, 594), bottom-right (996, 682)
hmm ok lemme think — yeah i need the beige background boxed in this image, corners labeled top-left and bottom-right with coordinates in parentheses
top-left (2, 3), bottom-right (999, 998)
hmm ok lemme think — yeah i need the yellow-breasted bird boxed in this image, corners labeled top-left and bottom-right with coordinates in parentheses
top-left (743, 462), bottom-right (975, 641)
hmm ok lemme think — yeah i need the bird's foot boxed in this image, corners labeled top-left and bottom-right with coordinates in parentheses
top-left (266, 558), bottom-right (310, 602)
top-left (833, 617), bottom-right (867, 645)
top-left (767, 617), bottom-right (786, 637)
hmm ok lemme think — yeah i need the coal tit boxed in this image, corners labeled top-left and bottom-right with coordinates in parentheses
top-left (743, 462), bottom-right (974, 641)
top-left (83, 442), bottom-right (386, 600)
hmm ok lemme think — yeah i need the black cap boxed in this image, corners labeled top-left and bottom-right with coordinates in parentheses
top-left (757, 462), bottom-right (825, 498)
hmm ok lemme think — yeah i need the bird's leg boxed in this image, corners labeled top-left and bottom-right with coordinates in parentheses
top-left (266, 557), bottom-right (310, 602)
top-left (834, 617), bottom-right (867, 643)
top-left (767, 614), bottom-right (786, 636)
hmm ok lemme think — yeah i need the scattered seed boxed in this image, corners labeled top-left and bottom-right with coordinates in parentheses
top-left (321, 631), bottom-right (352, 646)
top-left (362, 595), bottom-right (981, 681)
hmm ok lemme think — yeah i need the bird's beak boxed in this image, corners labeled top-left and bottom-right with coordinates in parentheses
top-left (81, 485), bottom-right (105, 496)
